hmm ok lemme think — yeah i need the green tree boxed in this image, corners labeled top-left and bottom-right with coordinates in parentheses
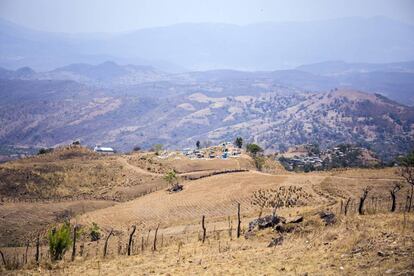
top-left (246, 143), bottom-right (263, 156)
top-left (49, 222), bottom-right (72, 261)
top-left (196, 140), bottom-right (201, 149)
top-left (235, 137), bottom-right (243, 149)
top-left (164, 170), bottom-right (182, 191)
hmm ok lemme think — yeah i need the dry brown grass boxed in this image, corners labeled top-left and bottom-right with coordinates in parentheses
top-left (0, 200), bottom-right (116, 247)
top-left (6, 212), bottom-right (413, 275)
top-left (1, 149), bottom-right (413, 275)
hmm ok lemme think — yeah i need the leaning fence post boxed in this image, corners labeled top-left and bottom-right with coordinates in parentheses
top-left (103, 229), bottom-right (114, 257)
top-left (128, 225), bottom-right (136, 256)
top-left (202, 215), bottom-right (206, 243)
top-left (237, 203), bottom-right (241, 238)
top-left (0, 250), bottom-right (6, 267)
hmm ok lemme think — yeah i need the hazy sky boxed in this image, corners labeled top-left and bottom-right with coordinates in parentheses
top-left (0, 0), bottom-right (413, 33)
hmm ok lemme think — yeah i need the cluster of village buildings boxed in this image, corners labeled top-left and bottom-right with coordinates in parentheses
top-left (181, 142), bottom-right (241, 160)
top-left (279, 144), bottom-right (367, 171)
top-left (93, 141), bottom-right (242, 160)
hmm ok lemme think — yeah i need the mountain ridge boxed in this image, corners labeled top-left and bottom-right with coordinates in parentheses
top-left (1, 16), bottom-right (414, 71)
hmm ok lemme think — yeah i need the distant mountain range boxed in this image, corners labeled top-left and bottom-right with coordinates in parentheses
top-left (0, 68), bottom-right (413, 161)
top-left (1, 16), bottom-right (414, 71)
top-left (1, 60), bottom-right (413, 105)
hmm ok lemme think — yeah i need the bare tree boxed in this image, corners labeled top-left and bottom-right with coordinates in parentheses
top-left (390, 183), bottom-right (402, 212)
top-left (398, 151), bottom-right (414, 212)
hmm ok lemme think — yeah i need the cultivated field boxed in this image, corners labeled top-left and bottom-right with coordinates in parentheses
top-left (0, 147), bottom-right (413, 275)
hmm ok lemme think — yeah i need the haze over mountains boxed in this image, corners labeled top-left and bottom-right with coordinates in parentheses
top-left (1, 16), bottom-right (414, 71)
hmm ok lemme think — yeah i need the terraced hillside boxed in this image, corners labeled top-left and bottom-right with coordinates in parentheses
top-left (77, 168), bottom-right (405, 234)
top-left (0, 146), bottom-right (258, 246)
top-left (3, 166), bottom-right (412, 275)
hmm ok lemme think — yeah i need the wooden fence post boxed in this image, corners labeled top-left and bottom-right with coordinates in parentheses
top-left (228, 216), bottom-right (232, 240)
top-left (146, 230), bottom-right (151, 247)
top-left (344, 198), bottom-right (351, 216)
top-left (0, 250), bottom-right (6, 267)
top-left (237, 203), bottom-right (241, 238)
top-left (358, 187), bottom-right (370, 215)
top-left (103, 229), bottom-right (114, 257)
top-left (153, 224), bottom-right (160, 251)
top-left (24, 240), bottom-right (29, 264)
top-left (202, 215), bottom-right (206, 243)
top-left (35, 234), bottom-right (40, 265)
top-left (128, 225), bottom-right (136, 256)
top-left (71, 225), bottom-right (78, 261)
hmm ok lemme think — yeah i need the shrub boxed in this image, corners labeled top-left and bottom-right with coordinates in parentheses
top-left (89, 222), bottom-right (101, 241)
top-left (152, 144), bottom-right (163, 155)
top-left (253, 156), bottom-right (265, 171)
top-left (37, 148), bottom-right (53, 155)
top-left (48, 222), bottom-right (72, 261)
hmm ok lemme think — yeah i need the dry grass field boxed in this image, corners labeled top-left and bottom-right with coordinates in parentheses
top-left (1, 147), bottom-right (413, 275)
top-left (13, 213), bottom-right (414, 275)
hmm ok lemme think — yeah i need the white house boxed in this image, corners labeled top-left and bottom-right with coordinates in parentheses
top-left (94, 145), bottom-right (115, 154)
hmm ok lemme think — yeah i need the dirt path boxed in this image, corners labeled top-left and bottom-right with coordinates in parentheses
top-left (116, 156), bottom-right (162, 176)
